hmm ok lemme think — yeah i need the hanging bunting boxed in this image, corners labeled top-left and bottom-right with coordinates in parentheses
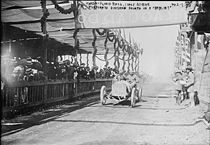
top-left (113, 38), bottom-right (118, 70)
top-left (92, 29), bottom-right (98, 67)
top-left (122, 44), bottom-right (126, 72)
top-left (40, 0), bottom-right (49, 34)
top-left (51, 0), bottom-right (77, 14)
top-left (104, 31), bottom-right (109, 68)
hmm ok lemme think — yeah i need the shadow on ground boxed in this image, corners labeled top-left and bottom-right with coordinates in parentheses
top-left (1, 96), bottom-right (100, 137)
top-left (53, 118), bottom-right (203, 127)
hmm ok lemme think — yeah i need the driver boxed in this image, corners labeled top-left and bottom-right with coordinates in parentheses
top-left (119, 73), bottom-right (132, 93)
top-left (126, 71), bottom-right (139, 88)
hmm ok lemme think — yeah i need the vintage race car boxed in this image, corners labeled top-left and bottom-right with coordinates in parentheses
top-left (100, 80), bottom-right (142, 107)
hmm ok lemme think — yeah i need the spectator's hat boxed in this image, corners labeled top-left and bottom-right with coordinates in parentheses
top-left (25, 68), bottom-right (33, 74)
top-left (63, 60), bottom-right (70, 65)
top-left (19, 59), bottom-right (33, 66)
top-left (26, 56), bottom-right (32, 61)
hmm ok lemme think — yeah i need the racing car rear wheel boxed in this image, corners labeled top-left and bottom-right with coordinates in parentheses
top-left (100, 86), bottom-right (107, 105)
top-left (138, 88), bottom-right (142, 102)
top-left (131, 88), bottom-right (136, 108)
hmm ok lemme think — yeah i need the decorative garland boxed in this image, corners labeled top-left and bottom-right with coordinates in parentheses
top-left (40, 0), bottom-right (50, 33)
top-left (50, 0), bottom-right (77, 14)
top-left (134, 55), bottom-right (138, 71)
top-left (73, 28), bottom-right (80, 40)
top-left (96, 29), bottom-right (107, 36)
top-left (96, 29), bottom-right (116, 42)
top-left (92, 29), bottom-right (98, 67)
top-left (123, 43), bottom-right (127, 52)
top-left (131, 52), bottom-right (135, 71)
top-left (113, 38), bottom-right (118, 69)
top-left (185, 1), bottom-right (192, 8)
top-left (116, 45), bottom-right (120, 70)
top-left (107, 30), bottom-right (115, 42)
top-left (122, 44), bottom-right (126, 71)
top-left (117, 38), bottom-right (124, 48)
top-left (127, 46), bottom-right (131, 72)
top-left (104, 35), bottom-right (109, 68)
top-left (104, 34), bottom-right (108, 46)
top-left (119, 56), bottom-right (132, 61)
top-left (95, 55), bottom-right (114, 61)
top-left (86, 53), bottom-right (89, 67)
top-left (41, 0), bottom-right (78, 33)
top-left (71, 28), bottom-right (80, 56)
top-left (126, 45), bottom-right (132, 55)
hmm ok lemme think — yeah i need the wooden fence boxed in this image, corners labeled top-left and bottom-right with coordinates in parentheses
top-left (2, 79), bottom-right (112, 117)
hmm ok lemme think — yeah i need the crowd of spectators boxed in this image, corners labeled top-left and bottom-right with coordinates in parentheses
top-left (1, 56), bottom-right (120, 84)
top-left (1, 56), bottom-right (45, 83)
top-left (46, 62), bottom-right (118, 81)
top-left (172, 66), bottom-right (198, 107)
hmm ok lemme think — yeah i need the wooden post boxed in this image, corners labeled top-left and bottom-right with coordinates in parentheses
top-left (72, 0), bottom-right (80, 98)
top-left (41, 0), bottom-right (49, 101)
top-left (86, 53), bottom-right (89, 67)
top-left (79, 53), bottom-right (82, 65)
top-left (73, 28), bottom-right (79, 98)
top-left (73, 0), bottom-right (80, 66)
top-left (41, 0), bottom-right (48, 79)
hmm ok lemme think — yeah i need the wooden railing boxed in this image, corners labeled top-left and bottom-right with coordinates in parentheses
top-left (2, 79), bottom-right (112, 117)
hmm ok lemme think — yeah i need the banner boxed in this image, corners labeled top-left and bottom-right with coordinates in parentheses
top-left (77, 1), bottom-right (188, 29)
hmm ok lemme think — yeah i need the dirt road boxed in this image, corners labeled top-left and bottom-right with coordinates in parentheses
top-left (2, 80), bottom-right (210, 145)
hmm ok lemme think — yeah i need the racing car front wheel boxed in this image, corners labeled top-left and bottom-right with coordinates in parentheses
top-left (100, 86), bottom-right (107, 105)
top-left (138, 88), bottom-right (142, 102)
top-left (131, 88), bottom-right (136, 108)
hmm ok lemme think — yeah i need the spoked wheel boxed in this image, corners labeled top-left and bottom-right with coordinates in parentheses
top-left (176, 92), bottom-right (182, 105)
top-left (100, 86), bottom-right (107, 105)
top-left (137, 88), bottom-right (142, 102)
top-left (131, 88), bottom-right (136, 108)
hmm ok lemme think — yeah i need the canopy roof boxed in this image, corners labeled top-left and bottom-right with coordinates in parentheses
top-left (1, 0), bottom-right (119, 55)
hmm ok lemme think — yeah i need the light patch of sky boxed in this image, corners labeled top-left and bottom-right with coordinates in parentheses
top-left (125, 25), bottom-right (179, 80)
top-left (79, 25), bottom-right (179, 81)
